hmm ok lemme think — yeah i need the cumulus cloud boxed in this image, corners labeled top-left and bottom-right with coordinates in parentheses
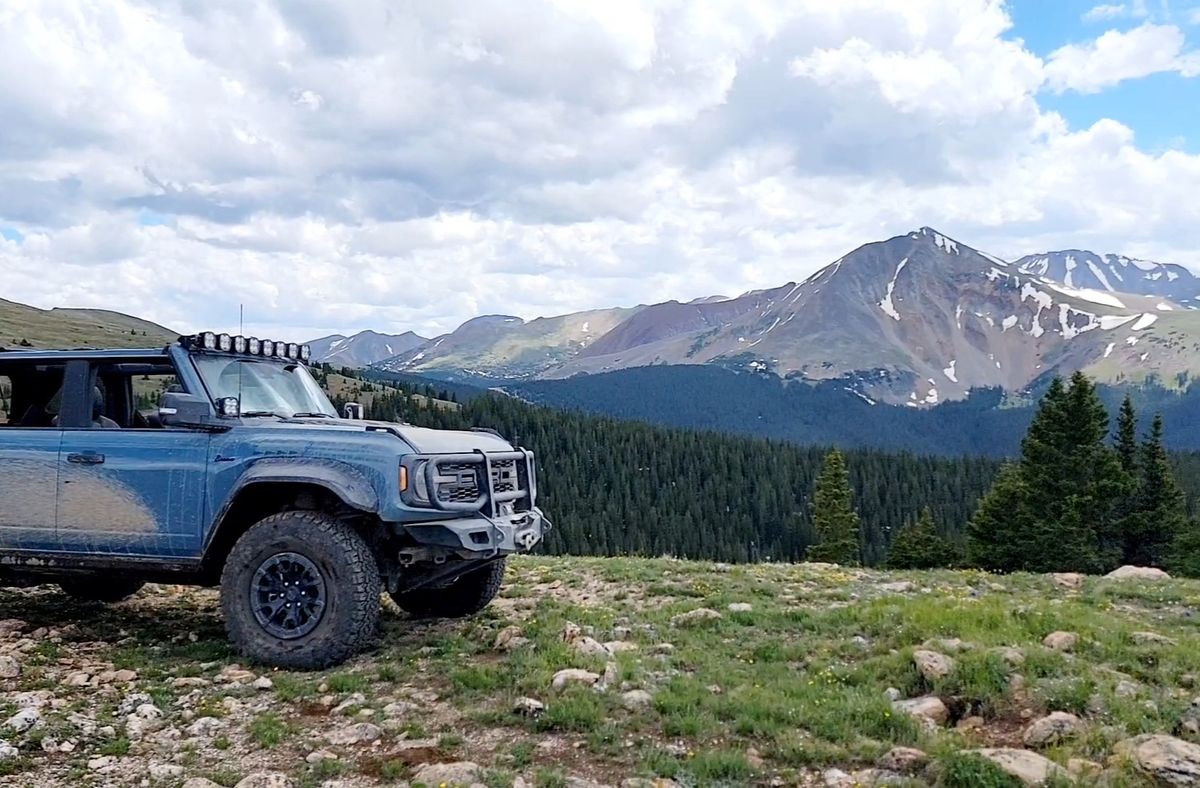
top-left (0, 0), bottom-right (1198, 340)
top-left (1082, 2), bottom-right (1149, 22)
top-left (1044, 23), bottom-right (1199, 93)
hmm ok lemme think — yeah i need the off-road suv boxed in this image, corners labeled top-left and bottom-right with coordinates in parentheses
top-left (0, 333), bottom-right (547, 668)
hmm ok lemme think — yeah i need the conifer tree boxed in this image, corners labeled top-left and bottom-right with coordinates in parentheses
top-left (1115, 395), bottom-right (1138, 475)
top-left (969, 374), bottom-right (1124, 573)
top-left (887, 507), bottom-right (957, 569)
top-left (1129, 414), bottom-right (1187, 566)
top-left (807, 449), bottom-right (861, 565)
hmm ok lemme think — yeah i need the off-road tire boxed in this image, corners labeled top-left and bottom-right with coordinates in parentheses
top-left (391, 558), bottom-right (506, 618)
top-left (59, 577), bottom-right (145, 604)
top-left (220, 511), bottom-right (381, 670)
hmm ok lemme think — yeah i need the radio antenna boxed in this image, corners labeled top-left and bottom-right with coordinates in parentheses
top-left (238, 304), bottom-right (244, 407)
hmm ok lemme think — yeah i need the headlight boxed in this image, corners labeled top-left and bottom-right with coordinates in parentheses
top-left (247, 337), bottom-right (261, 355)
top-left (261, 340), bottom-right (275, 357)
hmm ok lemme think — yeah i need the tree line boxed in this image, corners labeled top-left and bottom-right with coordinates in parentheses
top-left (327, 366), bottom-right (1200, 574)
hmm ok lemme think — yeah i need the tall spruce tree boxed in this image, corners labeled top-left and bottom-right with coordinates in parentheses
top-left (807, 449), bottom-right (862, 565)
top-left (1115, 395), bottom-right (1138, 475)
top-left (1129, 414), bottom-right (1187, 566)
top-left (887, 507), bottom-right (957, 569)
top-left (1114, 394), bottom-right (1141, 562)
top-left (968, 374), bottom-right (1124, 573)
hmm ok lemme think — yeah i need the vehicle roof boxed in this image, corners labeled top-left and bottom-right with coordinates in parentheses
top-left (0, 347), bottom-right (171, 362)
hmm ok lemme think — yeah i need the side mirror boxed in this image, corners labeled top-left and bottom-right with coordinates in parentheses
top-left (343, 402), bottom-right (364, 420)
top-left (160, 392), bottom-right (215, 427)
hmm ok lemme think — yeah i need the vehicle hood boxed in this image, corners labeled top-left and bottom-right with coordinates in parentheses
top-left (374, 423), bottom-right (515, 453)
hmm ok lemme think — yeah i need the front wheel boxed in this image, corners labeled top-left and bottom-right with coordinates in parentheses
top-left (220, 511), bottom-right (381, 670)
top-left (59, 577), bottom-right (145, 604)
top-left (391, 558), bottom-right (507, 618)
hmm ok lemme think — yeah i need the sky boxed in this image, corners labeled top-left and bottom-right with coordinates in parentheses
top-left (1, 0), bottom-right (1199, 341)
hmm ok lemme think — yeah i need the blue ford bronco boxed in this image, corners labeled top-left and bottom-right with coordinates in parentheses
top-left (0, 333), bottom-right (547, 668)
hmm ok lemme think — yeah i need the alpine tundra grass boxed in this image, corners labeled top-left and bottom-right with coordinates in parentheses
top-left (0, 557), bottom-right (1197, 786)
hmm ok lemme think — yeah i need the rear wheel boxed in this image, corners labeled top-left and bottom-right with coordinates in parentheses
top-left (220, 511), bottom-right (381, 670)
top-left (59, 577), bottom-right (144, 604)
top-left (391, 558), bottom-right (506, 618)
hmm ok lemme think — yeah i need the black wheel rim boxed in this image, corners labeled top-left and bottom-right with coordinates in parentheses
top-left (250, 552), bottom-right (327, 639)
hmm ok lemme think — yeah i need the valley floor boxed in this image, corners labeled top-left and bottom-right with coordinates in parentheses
top-left (0, 557), bottom-right (1198, 787)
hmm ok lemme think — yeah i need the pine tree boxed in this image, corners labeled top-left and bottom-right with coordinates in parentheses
top-left (887, 507), bottom-right (957, 569)
top-left (807, 449), bottom-right (861, 565)
top-left (1115, 395), bottom-right (1138, 475)
top-left (1168, 523), bottom-right (1200, 578)
top-left (1128, 414), bottom-right (1187, 566)
top-left (968, 374), bottom-right (1125, 573)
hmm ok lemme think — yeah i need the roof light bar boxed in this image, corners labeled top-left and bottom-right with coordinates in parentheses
top-left (183, 333), bottom-right (312, 364)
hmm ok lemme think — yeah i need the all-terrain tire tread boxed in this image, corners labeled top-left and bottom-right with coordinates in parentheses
top-left (392, 557), bottom-right (506, 618)
top-left (219, 511), bottom-right (381, 670)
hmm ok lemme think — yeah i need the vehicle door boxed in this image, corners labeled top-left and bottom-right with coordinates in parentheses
top-left (56, 359), bottom-right (211, 559)
top-left (0, 359), bottom-right (66, 552)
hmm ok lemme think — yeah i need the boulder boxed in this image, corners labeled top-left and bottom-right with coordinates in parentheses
top-left (1132, 631), bottom-right (1177, 646)
top-left (876, 747), bottom-right (928, 773)
top-left (669, 608), bottom-right (723, 627)
top-left (234, 775), bottom-right (297, 788)
top-left (1105, 565), bottom-right (1171, 581)
top-left (913, 650), bottom-right (955, 681)
top-left (991, 647), bottom-right (1026, 667)
top-left (891, 696), bottom-right (949, 726)
top-left (727, 603), bottom-right (753, 613)
top-left (513, 697), bottom-right (545, 717)
top-left (1042, 631), bottom-right (1078, 651)
top-left (1113, 734), bottom-right (1200, 785)
top-left (970, 748), bottom-right (1070, 785)
top-left (1023, 712), bottom-right (1083, 747)
top-left (494, 625), bottom-right (529, 652)
top-left (552, 669), bottom-right (601, 692)
top-left (325, 722), bottom-right (382, 745)
top-left (412, 761), bottom-right (483, 787)
top-left (1052, 572), bottom-right (1085, 591)
top-left (0, 657), bottom-right (19, 680)
top-left (620, 690), bottom-right (654, 710)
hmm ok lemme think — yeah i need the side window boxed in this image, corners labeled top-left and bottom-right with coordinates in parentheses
top-left (91, 362), bottom-right (181, 429)
top-left (0, 364), bottom-right (67, 428)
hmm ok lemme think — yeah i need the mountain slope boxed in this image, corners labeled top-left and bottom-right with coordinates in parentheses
top-left (375, 307), bottom-right (641, 382)
top-left (309, 329), bottom-right (427, 367)
top-left (0, 299), bottom-right (175, 349)
top-left (1017, 250), bottom-right (1200, 305)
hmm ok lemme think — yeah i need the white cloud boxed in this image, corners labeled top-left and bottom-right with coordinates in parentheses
top-left (0, 0), bottom-right (1198, 341)
top-left (1084, 4), bottom-right (1133, 22)
top-left (1044, 23), bottom-right (1199, 93)
top-left (1188, 7), bottom-right (1200, 24)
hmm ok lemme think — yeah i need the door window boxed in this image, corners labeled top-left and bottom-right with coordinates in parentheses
top-left (0, 363), bottom-right (67, 428)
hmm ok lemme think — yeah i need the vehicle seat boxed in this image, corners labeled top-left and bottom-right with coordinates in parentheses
top-left (92, 387), bottom-right (119, 429)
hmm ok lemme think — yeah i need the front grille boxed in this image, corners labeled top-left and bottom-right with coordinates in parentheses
top-left (436, 462), bottom-right (481, 504)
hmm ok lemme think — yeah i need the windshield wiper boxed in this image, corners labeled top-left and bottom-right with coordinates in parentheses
top-left (290, 412), bottom-right (334, 419)
top-left (241, 410), bottom-right (289, 419)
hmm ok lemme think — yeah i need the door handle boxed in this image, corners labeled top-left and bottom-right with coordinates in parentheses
top-left (67, 452), bottom-right (105, 465)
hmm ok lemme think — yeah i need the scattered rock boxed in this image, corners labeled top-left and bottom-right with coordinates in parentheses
top-left (234, 774), bottom-right (297, 788)
top-left (991, 646), bottom-right (1026, 667)
top-left (1023, 712), bottom-right (1083, 747)
top-left (620, 779), bottom-right (680, 788)
top-left (957, 716), bottom-right (985, 732)
top-left (970, 748), bottom-right (1070, 785)
top-left (620, 689), bottom-right (654, 710)
top-left (604, 640), bottom-right (638, 653)
top-left (0, 740), bottom-right (16, 761)
top-left (1132, 631), bottom-right (1177, 646)
top-left (183, 779), bottom-right (224, 788)
top-left (669, 608), bottom-right (723, 627)
top-left (1067, 758), bottom-right (1102, 778)
top-left (186, 717), bottom-right (225, 737)
top-left (513, 697), bottom-right (545, 717)
top-left (1114, 734), bottom-right (1200, 785)
top-left (216, 664), bottom-right (257, 684)
top-left (87, 755), bottom-right (116, 771)
top-left (325, 722), bottom-right (382, 745)
top-left (728, 602), bottom-right (753, 613)
top-left (883, 687), bottom-right (902, 702)
top-left (913, 649), bottom-right (955, 681)
top-left (252, 676), bottom-right (274, 691)
top-left (746, 746), bottom-right (765, 769)
top-left (149, 763), bottom-right (185, 780)
top-left (1105, 565), bottom-right (1171, 581)
top-left (305, 750), bottom-right (338, 765)
top-left (0, 657), bottom-right (19, 680)
top-left (552, 669), bottom-right (601, 692)
top-left (1116, 680), bottom-right (1141, 698)
top-left (1052, 573), bottom-right (1085, 591)
top-left (5, 707), bottom-right (38, 733)
top-left (877, 747), bottom-right (928, 773)
top-left (494, 625), bottom-right (529, 652)
top-left (891, 696), bottom-right (948, 726)
top-left (1042, 631), bottom-right (1078, 651)
top-left (878, 581), bottom-right (915, 593)
top-left (412, 761), bottom-right (483, 786)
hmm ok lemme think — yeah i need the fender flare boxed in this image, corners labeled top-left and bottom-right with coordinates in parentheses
top-left (205, 458), bottom-right (381, 553)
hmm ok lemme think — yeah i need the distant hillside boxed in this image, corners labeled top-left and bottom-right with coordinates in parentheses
top-left (0, 299), bottom-right (175, 349)
top-left (308, 330), bottom-right (427, 367)
top-left (505, 364), bottom-right (1200, 455)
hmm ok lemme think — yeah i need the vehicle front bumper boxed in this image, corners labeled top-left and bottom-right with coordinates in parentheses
top-left (402, 508), bottom-right (550, 557)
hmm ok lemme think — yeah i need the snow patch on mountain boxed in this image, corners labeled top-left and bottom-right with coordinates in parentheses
top-left (1132, 313), bottom-right (1158, 330)
top-left (879, 257), bottom-right (908, 321)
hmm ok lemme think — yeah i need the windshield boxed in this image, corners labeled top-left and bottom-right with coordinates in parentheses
top-left (193, 356), bottom-right (336, 418)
